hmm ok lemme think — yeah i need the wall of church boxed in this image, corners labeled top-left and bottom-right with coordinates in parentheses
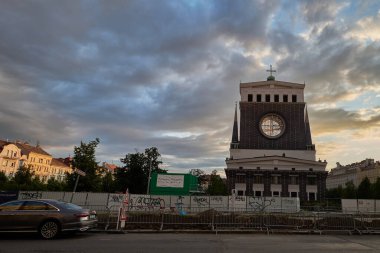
top-left (230, 148), bottom-right (316, 161)
top-left (239, 102), bottom-right (312, 150)
top-left (241, 86), bottom-right (304, 102)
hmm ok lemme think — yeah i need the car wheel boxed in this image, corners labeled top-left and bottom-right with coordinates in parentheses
top-left (39, 220), bottom-right (60, 239)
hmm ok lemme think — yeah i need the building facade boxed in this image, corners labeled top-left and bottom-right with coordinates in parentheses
top-left (0, 139), bottom-right (72, 182)
top-left (225, 71), bottom-right (327, 201)
top-left (0, 140), bottom-right (27, 177)
top-left (326, 158), bottom-right (380, 189)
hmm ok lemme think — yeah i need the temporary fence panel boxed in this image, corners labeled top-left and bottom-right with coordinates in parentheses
top-left (170, 195), bottom-right (191, 213)
top-left (129, 194), bottom-right (166, 211)
top-left (210, 196), bottom-right (228, 211)
top-left (190, 196), bottom-right (210, 212)
top-left (357, 199), bottom-right (376, 213)
top-left (86, 192), bottom-right (109, 207)
top-left (341, 199), bottom-right (358, 213)
top-left (229, 196), bottom-right (246, 211)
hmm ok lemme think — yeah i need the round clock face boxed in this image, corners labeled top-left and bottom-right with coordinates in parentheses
top-left (259, 114), bottom-right (285, 138)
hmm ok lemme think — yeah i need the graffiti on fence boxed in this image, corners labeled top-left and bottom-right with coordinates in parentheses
top-left (210, 196), bottom-right (223, 203)
top-left (173, 195), bottom-right (184, 211)
top-left (129, 195), bottom-right (165, 211)
top-left (192, 196), bottom-right (209, 207)
top-left (247, 197), bottom-right (275, 212)
top-left (20, 192), bottom-right (42, 200)
top-left (108, 194), bottom-right (126, 207)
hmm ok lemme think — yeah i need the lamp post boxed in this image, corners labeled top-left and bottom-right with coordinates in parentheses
top-left (70, 168), bottom-right (86, 203)
top-left (146, 159), bottom-right (152, 195)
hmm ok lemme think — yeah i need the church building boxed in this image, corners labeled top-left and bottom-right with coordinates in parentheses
top-left (225, 67), bottom-right (327, 201)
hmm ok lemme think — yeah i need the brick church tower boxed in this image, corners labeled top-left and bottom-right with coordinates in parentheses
top-left (225, 66), bottom-right (327, 201)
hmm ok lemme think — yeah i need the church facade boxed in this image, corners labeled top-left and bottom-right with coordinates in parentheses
top-left (225, 70), bottom-right (327, 201)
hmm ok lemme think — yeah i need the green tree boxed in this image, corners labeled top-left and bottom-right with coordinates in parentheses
top-left (371, 177), bottom-right (380, 199)
top-left (101, 172), bottom-right (116, 192)
top-left (65, 138), bottom-right (102, 192)
top-left (0, 171), bottom-right (8, 190)
top-left (10, 165), bottom-right (35, 190)
top-left (30, 176), bottom-right (46, 191)
top-left (342, 181), bottom-right (356, 199)
top-left (326, 185), bottom-right (343, 199)
top-left (357, 177), bottom-right (371, 199)
top-left (206, 170), bottom-right (228, 196)
top-left (46, 178), bottom-right (66, 191)
top-left (115, 147), bottom-right (165, 194)
top-left (189, 169), bottom-right (206, 190)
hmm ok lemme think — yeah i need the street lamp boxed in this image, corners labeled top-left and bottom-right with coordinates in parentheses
top-left (146, 159), bottom-right (152, 195)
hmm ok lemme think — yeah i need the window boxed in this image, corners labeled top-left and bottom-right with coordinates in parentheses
top-left (290, 192), bottom-right (298, 198)
top-left (254, 191), bottom-right (262, 197)
top-left (265, 94), bottom-right (270, 102)
top-left (272, 191), bottom-right (280, 197)
top-left (237, 190), bottom-right (244, 196)
top-left (308, 192), bottom-right (316, 201)
top-left (248, 94), bottom-right (253, 102)
top-left (253, 175), bottom-right (263, 184)
top-left (0, 201), bottom-right (23, 211)
top-left (274, 167), bottom-right (278, 171)
top-left (283, 95), bottom-right (288, 102)
top-left (309, 168), bottom-right (313, 171)
top-left (271, 175), bottom-right (281, 184)
top-left (257, 94), bottom-right (262, 102)
top-left (256, 167), bottom-right (260, 170)
top-left (292, 95), bottom-right (297, 102)
top-left (20, 201), bottom-right (49, 211)
top-left (274, 94), bottom-right (279, 102)
top-left (292, 168), bottom-right (295, 171)
top-left (290, 176), bottom-right (299, 185)
top-left (239, 166), bottom-right (243, 170)
top-left (307, 177), bottom-right (316, 185)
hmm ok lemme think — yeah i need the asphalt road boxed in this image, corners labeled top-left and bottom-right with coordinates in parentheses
top-left (1, 232), bottom-right (380, 253)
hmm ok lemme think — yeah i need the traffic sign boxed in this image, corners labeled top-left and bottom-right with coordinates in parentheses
top-left (74, 168), bottom-right (86, 176)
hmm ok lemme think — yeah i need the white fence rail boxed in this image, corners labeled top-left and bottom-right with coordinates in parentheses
top-left (17, 191), bottom-right (300, 213)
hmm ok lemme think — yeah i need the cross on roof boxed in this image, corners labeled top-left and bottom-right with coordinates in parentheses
top-left (266, 65), bottom-right (276, 76)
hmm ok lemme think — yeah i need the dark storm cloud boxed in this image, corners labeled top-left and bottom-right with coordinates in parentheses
top-left (0, 0), bottom-right (277, 170)
top-left (1, 0), bottom-right (379, 170)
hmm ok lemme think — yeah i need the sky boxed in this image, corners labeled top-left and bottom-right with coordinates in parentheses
top-left (0, 0), bottom-right (380, 174)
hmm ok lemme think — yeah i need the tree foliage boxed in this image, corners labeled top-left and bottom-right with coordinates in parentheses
top-left (328, 177), bottom-right (380, 200)
top-left (206, 170), bottom-right (228, 196)
top-left (115, 147), bottom-right (165, 194)
top-left (65, 138), bottom-right (102, 192)
top-left (357, 177), bottom-right (371, 199)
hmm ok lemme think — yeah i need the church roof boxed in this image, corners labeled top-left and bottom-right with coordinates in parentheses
top-left (240, 80), bottom-right (305, 90)
top-left (226, 155), bottom-right (327, 166)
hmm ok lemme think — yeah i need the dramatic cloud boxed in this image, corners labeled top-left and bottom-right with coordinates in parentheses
top-left (0, 0), bottom-right (379, 172)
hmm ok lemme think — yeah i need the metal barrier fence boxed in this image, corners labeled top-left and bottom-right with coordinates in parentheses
top-left (108, 207), bottom-right (380, 234)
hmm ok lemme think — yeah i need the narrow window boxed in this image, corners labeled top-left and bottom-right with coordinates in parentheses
top-left (274, 94), bottom-right (279, 102)
top-left (292, 95), bottom-right (297, 102)
top-left (257, 94), bottom-right (262, 102)
top-left (283, 95), bottom-right (288, 102)
top-left (265, 94), bottom-right (270, 102)
top-left (248, 94), bottom-right (253, 102)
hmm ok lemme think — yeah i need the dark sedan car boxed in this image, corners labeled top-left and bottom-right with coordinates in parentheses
top-left (0, 199), bottom-right (97, 239)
